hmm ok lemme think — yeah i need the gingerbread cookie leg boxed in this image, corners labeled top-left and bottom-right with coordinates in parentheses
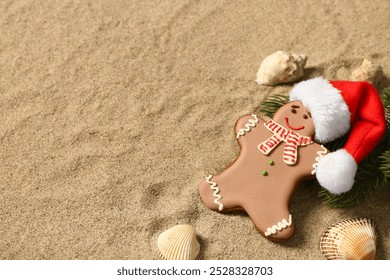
top-left (199, 175), bottom-right (224, 211)
top-left (199, 173), bottom-right (244, 212)
top-left (245, 203), bottom-right (295, 241)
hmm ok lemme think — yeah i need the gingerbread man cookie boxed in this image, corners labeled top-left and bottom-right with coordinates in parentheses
top-left (199, 101), bottom-right (327, 241)
top-left (199, 77), bottom-right (386, 241)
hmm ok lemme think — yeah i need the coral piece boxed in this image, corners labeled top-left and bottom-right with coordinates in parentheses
top-left (320, 218), bottom-right (377, 260)
top-left (256, 51), bottom-right (307, 86)
top-left (350, 59), bottom-right (383, 87)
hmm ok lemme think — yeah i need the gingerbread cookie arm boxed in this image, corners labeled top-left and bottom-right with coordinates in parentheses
top-left (311, 145), bottom-right (329, 175)
top-left (298, 143), bottom-right (329, 176)
top-left (235, 114), bottom-right (265, 142)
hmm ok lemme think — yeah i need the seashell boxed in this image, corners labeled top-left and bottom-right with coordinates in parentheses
top-left (157, 224), bottom-right (201, 260)
top-left (350, 59), bottom-right (383, 87)
top-left (256, 51), bottom-right (307, 86)
top-left (319, 218), bottom-right (377, 260)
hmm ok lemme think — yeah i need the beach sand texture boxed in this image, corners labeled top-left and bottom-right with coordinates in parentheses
top-left (1, 0), bottom-right (390, 259)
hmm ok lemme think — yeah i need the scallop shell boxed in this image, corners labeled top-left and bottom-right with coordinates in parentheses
top-left (157, 224), bottom-right (201, 260)
top-left (256, 50), bottom-right (307, 86)
top-left (320, 218), bottom-right (377, 260)
top-left (350, 59), bottom-right (383, 87)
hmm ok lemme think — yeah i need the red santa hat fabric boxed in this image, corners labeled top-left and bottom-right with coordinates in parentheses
top-left (289, 77), bottom-right (386, 194)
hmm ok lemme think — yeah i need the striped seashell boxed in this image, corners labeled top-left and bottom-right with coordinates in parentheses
top-left (157, 224), bottom-right (201, 260)
top-left (320, 218), bottom-right (377, 260)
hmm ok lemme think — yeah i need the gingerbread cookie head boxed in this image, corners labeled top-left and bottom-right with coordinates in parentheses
top-left (272, 100), bottom-right (315, 138)
top-left (257, 102), bottom-right (315, 166)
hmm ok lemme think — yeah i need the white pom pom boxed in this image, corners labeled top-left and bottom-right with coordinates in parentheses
top-left (316, 149), bottom-right (358, 195)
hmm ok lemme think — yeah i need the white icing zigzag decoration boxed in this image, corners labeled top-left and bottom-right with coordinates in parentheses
top-left (264, 215), bottom-right (293, 236)
top-left (311, 145), bottom-right (328, 175)
top-left (236, 114), bottom-right (259, 139)
top-left (205, 175), bottom-right (224, 211)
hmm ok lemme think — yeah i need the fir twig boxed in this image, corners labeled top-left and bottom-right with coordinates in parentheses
top-left (379, 87), bottom-right (390, 181)
top-left (255, 94), bottom-right (289, 119)
top-left (382, 87), bottom-right (390, 128)
top-left (380, 150), bottom-right (390, 180)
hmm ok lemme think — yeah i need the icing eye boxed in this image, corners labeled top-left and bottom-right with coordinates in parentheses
top-left (307, 112), bottom-right (312, 118)
top-left (303, 114), bottom-right (308, 119)
top-left (291, 108), bottom-right (297, 114)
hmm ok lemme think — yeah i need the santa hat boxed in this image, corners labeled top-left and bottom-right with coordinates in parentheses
top-left (290, 77), bottom-right (386, 195)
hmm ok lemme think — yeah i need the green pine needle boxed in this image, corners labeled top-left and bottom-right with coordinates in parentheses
top-left (256, 87), bottom-right (390, 208)
top-left (382, 87), bottom-right (390, 128)
top-left (380, 150), bottom-right (390, 180)
top-left (379, 87), bottom-right (390, 181)
top-left (255, 94), bottom-right (289, 118)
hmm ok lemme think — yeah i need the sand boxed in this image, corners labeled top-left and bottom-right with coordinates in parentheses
top-left (1, 0), bottom-right (389, 260)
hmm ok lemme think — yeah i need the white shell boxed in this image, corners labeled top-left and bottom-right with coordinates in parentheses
top-left (157, 224), bottom-right (201, 260)
top-left (320, 218), bottom-right (377, 260)
top-left (256, 51), bottom-right (307, 86)
top-left (350, 59), bottom-right (383, 87)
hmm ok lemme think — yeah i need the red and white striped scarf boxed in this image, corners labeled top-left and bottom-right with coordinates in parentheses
top-left (258, 119), bottom-right (313, 165)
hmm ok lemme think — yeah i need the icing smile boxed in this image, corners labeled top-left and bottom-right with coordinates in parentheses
top-left (284, 117), bottom-right (305, 131)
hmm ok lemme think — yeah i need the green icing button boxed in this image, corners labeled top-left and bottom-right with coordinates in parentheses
top-left (262, 170), bottom-right (268, 176)
top-left (268, 160), bottom-right (275, 166)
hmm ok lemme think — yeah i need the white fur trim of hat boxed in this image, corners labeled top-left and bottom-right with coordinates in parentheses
top-left (289, 77), bottom-right (351, 143)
